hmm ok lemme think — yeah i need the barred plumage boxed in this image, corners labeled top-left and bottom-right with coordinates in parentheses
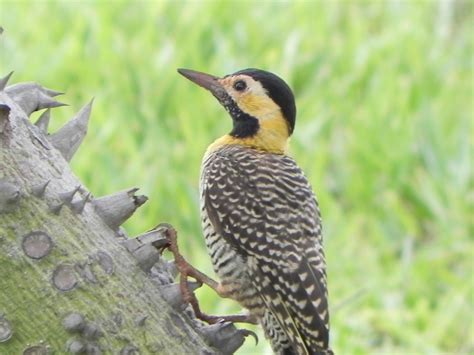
top-left (200, 145), bottom-right (330, 354)
top-left (178, 67), bottom-right (332, 355)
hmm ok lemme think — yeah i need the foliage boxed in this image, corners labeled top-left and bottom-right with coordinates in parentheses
top-left (1, 1), bottom-right (472, 353)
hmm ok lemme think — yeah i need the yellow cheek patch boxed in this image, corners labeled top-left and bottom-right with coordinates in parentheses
top-left (238, 94), bottom-right (290, 146)
top-left (256, 113), bottom-right (290, 151)
top-left (238, 94), bottom-right (279, 118)
top-left (206, 89), bottom-right (291, 154)
top-left (259, 114), bottom-right (289, 138)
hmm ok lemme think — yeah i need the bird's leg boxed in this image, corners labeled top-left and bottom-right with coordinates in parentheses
top-left (158, 225), bottom-right (258, 325)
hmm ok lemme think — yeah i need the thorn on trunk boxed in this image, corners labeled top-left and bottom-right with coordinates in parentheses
top-left (0, 71), bottom-right (13, 91)
top-left (49, 99), bottom-right (93, 161)
top-left (121, 238), bottom-right (141, 253)
top-left (71, 192), bottom-right (91, 214)
top-left (38, 92), bottom-right (67, 110)
top-left (93, 187), bottom-right (148, 230)
top-left (43, 88), bottom-right (64, 97)
top-left (31, 179), bottom-right (50, 197)
top-left (0, 179), bottom-right (21, 213)
top-left (5, 82), bottom-right (67, 116)
top-left (49, 201), bottom-right (65, 215)
top-left (131, 244), bottom-right (161, 273)
top-left (134, 315), bottom-right (148, 327)
top-left (135, 228), bottom-right (169, 249)
top-left (159, 281), bottom-right (201, 310)
top-left (59, 185), bottom-right (81, 204)
top-left (199, 322), bottom-right (255, 353)
top-left (34, 108), bottom-right (51, 134)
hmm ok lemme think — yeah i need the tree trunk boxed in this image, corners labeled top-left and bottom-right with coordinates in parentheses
top-left (0, 72), bottom-right (246, 354)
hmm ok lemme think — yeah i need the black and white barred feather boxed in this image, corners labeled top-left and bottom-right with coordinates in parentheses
top-left (200, 144), bottom-right (332, 355)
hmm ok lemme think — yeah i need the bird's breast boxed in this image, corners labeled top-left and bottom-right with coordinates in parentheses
top-left (199, 146), bottom-right (267, 313)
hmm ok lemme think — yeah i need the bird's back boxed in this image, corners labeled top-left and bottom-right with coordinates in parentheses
top-left (200, 144), bottom-right (331, 354)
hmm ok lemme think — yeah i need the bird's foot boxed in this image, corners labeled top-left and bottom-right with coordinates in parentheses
top-left (154, 224), bottom-right (259, 327)
top-left (191, 307), bottom-right (258, 325)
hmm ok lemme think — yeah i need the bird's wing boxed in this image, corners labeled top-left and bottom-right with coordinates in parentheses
top-left (203, 148), bottom-right (330, 353)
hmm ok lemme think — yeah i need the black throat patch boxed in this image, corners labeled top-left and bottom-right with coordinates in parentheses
top-left (223, 97), bottom-right (259, 138)
top-left (231, 68), bottom-right (296, 135)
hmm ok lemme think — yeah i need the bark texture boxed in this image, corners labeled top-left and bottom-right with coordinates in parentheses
top-left (0, 72), bottom-right (247, 354)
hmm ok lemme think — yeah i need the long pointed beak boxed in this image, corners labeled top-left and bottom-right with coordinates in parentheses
top-left (177, 68), bottom-right (228, 102)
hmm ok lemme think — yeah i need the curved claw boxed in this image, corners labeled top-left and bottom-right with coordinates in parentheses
top-left (240, 328), bottom-right (259, 345)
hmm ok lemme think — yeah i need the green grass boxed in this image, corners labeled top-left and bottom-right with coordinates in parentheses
top-left (1, 1), bottom-right (472, 354)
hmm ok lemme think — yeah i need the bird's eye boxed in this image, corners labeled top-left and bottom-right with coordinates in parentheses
top-left (233, 80), bottom-right (247, 92)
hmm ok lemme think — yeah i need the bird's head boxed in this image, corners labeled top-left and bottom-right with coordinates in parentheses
top-left (178, 68), bottom-right (296, 154)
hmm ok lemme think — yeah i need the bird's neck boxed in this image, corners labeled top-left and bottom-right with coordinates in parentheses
top-left (206, 117), bottom-right (289, 155)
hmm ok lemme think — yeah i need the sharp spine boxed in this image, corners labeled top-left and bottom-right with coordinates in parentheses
top-left (49, 201), bottom-right (65, 215)
top-left (31, 179), bottom-right (50, 197)
top-left (158, 282), bottom-right (201, 310)
top-left (5, 82), bottom-right (67, 116)
top-left (34, 109), bottom-right (51, 133)
top-left (93, 187), bottom-right (148, 230)
top-left (49, 99), bottom-right (93, 161)
top-left (0, 180), bottom-right (21, 213)
top-left (71, 193), bottom-right (90, 214)
top-left (0, 71), bottom-right (13, 91)
top-left (131, 244), bottom-right (161, 273)
top-left (59, 185), bottom-right (80, 203)
top-left (43, 88), bottom-right (64, 97)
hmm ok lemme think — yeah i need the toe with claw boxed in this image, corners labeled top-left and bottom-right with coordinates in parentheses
top-left (153, 223), bottom-right (258, 326)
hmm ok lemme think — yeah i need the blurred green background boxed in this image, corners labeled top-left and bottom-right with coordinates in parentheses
top-left (1, 1), bottom-right (472, 354)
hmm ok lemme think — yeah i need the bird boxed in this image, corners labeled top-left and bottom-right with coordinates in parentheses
top-left (177, 68), bottom-right (332, 355)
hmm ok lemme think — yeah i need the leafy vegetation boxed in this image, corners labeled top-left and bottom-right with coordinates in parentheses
top-left (1, 1), bottom-right (472, 354)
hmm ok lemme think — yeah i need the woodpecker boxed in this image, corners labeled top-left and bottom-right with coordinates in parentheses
top-left (177, 68), bottom-right (332, 355)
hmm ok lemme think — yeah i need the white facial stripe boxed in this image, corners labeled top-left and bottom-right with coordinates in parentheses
top-left (243, 77), bottom-right (267, 96)
top-left (219, 75), bottom-right (266, 99)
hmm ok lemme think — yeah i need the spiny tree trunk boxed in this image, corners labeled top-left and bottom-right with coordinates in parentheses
top-left (0, 71), bottom-right (247, 354)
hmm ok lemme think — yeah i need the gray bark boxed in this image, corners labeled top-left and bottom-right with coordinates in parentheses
top-left (0, 72), bottom-right (247, 354)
